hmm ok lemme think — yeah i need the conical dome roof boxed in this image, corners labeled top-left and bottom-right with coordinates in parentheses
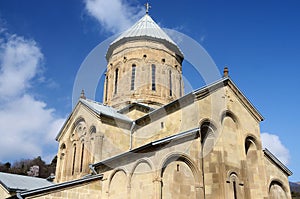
top-left (106, 14), bottom-right (184, 61)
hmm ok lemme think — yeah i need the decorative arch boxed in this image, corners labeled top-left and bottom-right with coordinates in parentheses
top-left (160, 153), bottom-right (201, 199)
top-left (226, 171), bottom-right (242, 183)
top-left (160, 153), bottom-right (200, 180)
top-left (226, 171), bottom-right (244, 199)
top-left (199, 119), bottom-right (218, 158)
top-left (130, 158), bottom-right (154, 177)
top-left (89, 125), bottom-right (96, 134)
top-left (268, 179), bottom-right (288, 193)
top-left (70, 117), bottom-right (86, 141)
top-left (73, 117), bottom-right (85, 129)
top-left (221, 110), bottom-right (239, 127)
top-left (245, 135), bottom-right (260, 155)
top-left (108, 168), bottom-right (128, 186)
top-left (129, 158), bottom-right (154, 199)
top-left (108, 168), bottom-right (128, 199)
top-left (199, 119), bottom-right (217, 143)
top-left (269, 179), bottom-right (288, 199)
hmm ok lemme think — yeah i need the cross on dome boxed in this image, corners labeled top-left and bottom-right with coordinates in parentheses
top-left (145, 2), bottom-right (151, 14)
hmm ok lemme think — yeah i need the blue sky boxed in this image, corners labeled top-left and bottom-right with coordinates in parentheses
top-left (0, 0), bottom-right (299, 181)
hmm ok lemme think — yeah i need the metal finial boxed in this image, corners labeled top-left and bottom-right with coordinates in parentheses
top-left (145, 2), bottom-right (151, 14)
top-left (80, 89), bottom-right (86, 99)
top-left (223, 67), bottom-right (229, 77)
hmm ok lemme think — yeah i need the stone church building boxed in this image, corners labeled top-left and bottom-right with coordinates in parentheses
top-left (8, 10), bottom-right (292, 199)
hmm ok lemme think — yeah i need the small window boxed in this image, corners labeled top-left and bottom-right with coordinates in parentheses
top-left (161, 122), bottom-right (164, 129)
top-left (179, 75), bottom-right (182, 97)
top-left (169, 70), bottom-right (172, 96)
top-left (72, 144), bottom-right (76, 175)
top-left (151, 64), bottom-right (156, 91)
top-left (131, 64), bottom-right (136, 90)
top-left (80, 143), bottom-right (84, 172)
top-left (105, 75), bottom-right (108, 101)
top-left (114, 68), bottom-right (119, 94)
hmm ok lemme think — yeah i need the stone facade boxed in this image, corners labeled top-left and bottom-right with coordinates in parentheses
top-left (12, 13), bottom-right (292, 199)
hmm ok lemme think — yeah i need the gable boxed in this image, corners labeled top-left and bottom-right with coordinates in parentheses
top-left (193, 77), bottom-right (264, 122)
top-left (56, 99), bottom-right (132, 142)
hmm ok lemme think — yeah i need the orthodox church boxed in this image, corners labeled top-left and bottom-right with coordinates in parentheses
top-left (5, 6), bottom-right (292, 199)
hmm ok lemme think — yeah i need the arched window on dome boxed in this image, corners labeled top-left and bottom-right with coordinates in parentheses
top-left (131, 64), bottom-right (136, 90)
top-left (151, 64), bottom-right (156, 91)
top-left (169, 70), bottom-right (172, 96)
top-left (105, 75), bottom-right (108, 102)
top-left (114, 68), bottom-right (119, 94)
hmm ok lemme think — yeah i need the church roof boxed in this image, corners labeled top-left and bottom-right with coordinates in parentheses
top-left (80, 98), bottom-right (132, 122)
top-left (0, 172), bottom-right (53, 192)
top-left (9, 174), bottom-right (103, 199)
top-left (106, 14), bottom-right (184, 60)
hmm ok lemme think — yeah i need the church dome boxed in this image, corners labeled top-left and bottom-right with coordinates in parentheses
top-left (106, 14), bottom-right (184, 61)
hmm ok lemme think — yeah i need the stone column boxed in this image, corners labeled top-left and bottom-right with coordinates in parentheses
top-left (153, 176), bottom-right (162, 199)
top-left (94, 134), bottom-right (104, 162)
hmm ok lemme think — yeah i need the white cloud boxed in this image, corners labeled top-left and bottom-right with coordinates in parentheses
top-left (261, 132), bottom-right (290, 165)
top-left (84, 0), bottom-right (144, 33)
top-left (0, 35), bottom-right (43, 99)
top-left (0, 31), bottom-right (65, 163)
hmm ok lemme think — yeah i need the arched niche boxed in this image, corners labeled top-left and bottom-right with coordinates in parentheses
top-left (269, 180), bottom-right (288, 199)
top-left (89, 125), bottom-right (96, 135)
top-left (160, 154), bottom-right (201, 199)
top-left (245, 136), bottom-right (257, 155)
top-left (130, 159), bottom-right (154, 199)
top-left (200, 120), bottom-right (217, 157)
top-left (108, 169), bottom-right (128, 199)
top-left (70, 117), bottom-right (86, 141)
top-left (221, 110), bottom-right (239, 127)
top-left (220, 111), bottom-right (241, 165)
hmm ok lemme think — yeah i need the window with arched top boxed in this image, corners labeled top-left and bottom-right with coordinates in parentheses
top-left (179, 75), bottom-right (182, 97)
top-left (71, 144), bottom-right (76, 175)
top-left (245, 136), bottom-right (257, 155)
top-left (105, 75), bottom-right (108, 102)
top-left (151, 64), bottom-right (156, 91)
top-left (200, 121), bottom-right (216, 156)
top-left (131, 64), bottom-right (136, 90)
top-left (169, 70), bottom-right (172, 96)
top-left (80, 143), bottom-right (84, 172)
top-left (226, 172), bottom-right (244, 199)
top-left (89, 125), bottom-right (96, 134)
top-left (229, 173), bottom-right (239, 199)
top-left (114, 68), bottom-right (119, 94)
top-left (269, 181), bottom-right (287, 199)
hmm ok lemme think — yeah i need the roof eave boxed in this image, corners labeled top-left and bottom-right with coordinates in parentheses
top-left (92, 127), bottom-right (199, 169)
top-left (193, 77), bottom-right (264, 122)
top-left (263, 148), bottom-right (293, 176)
top-left (17, 174), bottom-right (103, 198)
top-left (106, 36), bottom-right (184, 62)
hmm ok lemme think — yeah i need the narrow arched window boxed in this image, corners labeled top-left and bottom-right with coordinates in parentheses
top-left (105, 75), bottom-right (108, 102)
top-left (228, 173), bottom-right (239, 199)
top-left (114, 68), bottom-right (119, 94)
top-left (179, 75), bottom-right (182, 97)
top-left (131, 64), bottom-right (136, 90)
top-left (71, 144), bottom-right (76, 175)
top-left (169, 70), bottom-right (172, 96)
top-left (80, 143), bottom-right (84, 172)
top-left (151, 64), bottom-right (156, 91)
